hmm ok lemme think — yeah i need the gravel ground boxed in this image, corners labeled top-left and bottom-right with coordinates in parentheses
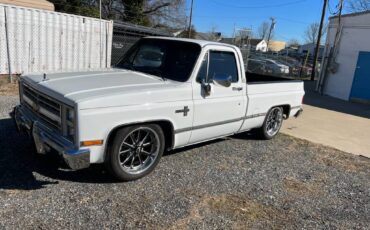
top-left (0, 97), bottom-right (369, 229)
top-left (0, 96), bottom-right (18, 118)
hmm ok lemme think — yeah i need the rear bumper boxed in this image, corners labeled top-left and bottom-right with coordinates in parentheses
top-left (294, 108), bottom-right (303, 118)
top-left (12, 105), bottom-right (90, 170)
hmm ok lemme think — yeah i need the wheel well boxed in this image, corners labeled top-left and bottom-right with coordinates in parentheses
top-left (281, 105), bottom-right (291, 119)
top-left (105, 120), bottom-right (175, 159)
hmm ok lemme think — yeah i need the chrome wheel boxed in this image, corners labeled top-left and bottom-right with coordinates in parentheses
top-left (118, 127), bottom-right (160, 175)
top-left (265, 107), bottom-right (283, 137)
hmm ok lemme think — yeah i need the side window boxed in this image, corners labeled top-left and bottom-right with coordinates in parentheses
top-left (196, 53), bottom-right (208, 82)
top-left (208, 51), bottom-right (239, 82)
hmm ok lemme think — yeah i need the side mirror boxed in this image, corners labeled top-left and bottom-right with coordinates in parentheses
top-left (201, 79), bottom-right (211, 96)
top-left (212, 74), bottom-right (232, 87)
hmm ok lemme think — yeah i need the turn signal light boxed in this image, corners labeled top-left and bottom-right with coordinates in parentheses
top-left (81, 140), bottom-right (104, 147)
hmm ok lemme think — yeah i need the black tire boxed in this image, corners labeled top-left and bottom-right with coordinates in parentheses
top-left (255, 107), bottom-right (284, 140)
top-left (105, 124), bottom-right (165, 181)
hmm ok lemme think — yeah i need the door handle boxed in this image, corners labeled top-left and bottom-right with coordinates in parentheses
top-left (232, 87), bottom-right (243, 91)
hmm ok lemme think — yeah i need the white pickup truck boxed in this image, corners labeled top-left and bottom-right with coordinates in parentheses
top-left (13, 37), bottom-right (304, 181)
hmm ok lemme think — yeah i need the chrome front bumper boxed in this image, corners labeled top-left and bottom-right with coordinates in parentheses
top-left (12, 105), bottom-right (90, 170)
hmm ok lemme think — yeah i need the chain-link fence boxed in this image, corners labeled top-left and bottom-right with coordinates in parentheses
top-left (0, 4), bottom-right (113, 81)
top-left (240, 47), bottom-right (315, 80)
top-left (111, 21), bottom-right (172, 66)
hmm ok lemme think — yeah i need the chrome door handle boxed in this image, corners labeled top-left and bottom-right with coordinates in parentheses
top-left (232, 87), bottom-right (243, 91)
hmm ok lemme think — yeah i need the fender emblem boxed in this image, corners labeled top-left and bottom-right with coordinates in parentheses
top-left (175, 106), bottom-right (190, 117)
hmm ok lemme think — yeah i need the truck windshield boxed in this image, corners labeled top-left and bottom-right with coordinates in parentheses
top-left (116, 39), bottom-right (201, 82)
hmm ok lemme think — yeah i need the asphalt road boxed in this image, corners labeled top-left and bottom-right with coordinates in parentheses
top-left (0, 96), bottom-right (369, 229)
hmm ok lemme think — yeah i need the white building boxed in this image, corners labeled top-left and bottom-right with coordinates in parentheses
top-left (318, 11), bottom-right (370, 103)
top-left (250, 39), bottom-right (268, 52)
top-left (298, 43), bottom-right (324, 57)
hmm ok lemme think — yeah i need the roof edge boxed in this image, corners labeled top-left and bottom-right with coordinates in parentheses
top-left (329, 10), bottom-right (370, 20)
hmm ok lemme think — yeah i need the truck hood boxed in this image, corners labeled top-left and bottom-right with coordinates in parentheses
top-left (22, 69), bottom-right (192, 109)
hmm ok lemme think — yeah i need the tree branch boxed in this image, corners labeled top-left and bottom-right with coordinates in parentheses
top-left (143, 2), bottom-right (171, 15)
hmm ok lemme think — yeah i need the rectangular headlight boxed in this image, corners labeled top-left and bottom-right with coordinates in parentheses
top-left (66, 108), bottom-right (75, 122)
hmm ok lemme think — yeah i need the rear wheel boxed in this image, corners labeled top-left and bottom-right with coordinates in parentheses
top-left (106, 124), bottom-right (165, 181)
top-left (256, 107), bottom-right (284, 140)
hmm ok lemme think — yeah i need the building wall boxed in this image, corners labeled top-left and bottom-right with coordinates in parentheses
top-left (322, 12), bottom-right (370, 100)
top-left (268, 40), bottom-right (286, 52)
top-left (0, 0), bottom-right (54, 11)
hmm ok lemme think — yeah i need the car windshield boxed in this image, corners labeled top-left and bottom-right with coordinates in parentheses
top-left (116, 39), bottom-right (202, 82)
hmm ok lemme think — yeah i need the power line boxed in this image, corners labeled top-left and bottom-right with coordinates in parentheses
top-left (210, 0), bottom-right (307, 9)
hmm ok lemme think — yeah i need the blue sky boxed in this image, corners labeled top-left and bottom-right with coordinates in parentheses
top-left (185, 0), bottom-right (341, 43)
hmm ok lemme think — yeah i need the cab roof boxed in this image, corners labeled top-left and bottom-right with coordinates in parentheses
top-left (145, 36), bottom-right (238, 49)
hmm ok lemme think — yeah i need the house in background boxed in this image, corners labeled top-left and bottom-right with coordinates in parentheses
top-left (219, 37), bottom-right (235, 45)
top-left (298, 43), bottom-right (324, 58)
top-left (268, 40), bottom-right (286, 52)
top-left (318, 10), bottom-right (370, 104)
top-left (249, 39), bottom-right (268, 52)
top-left (0, 0), bottom-right (54, 11)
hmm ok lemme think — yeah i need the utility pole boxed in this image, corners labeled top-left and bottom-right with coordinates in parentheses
top-left (311, 0), bottom-right (328, 81)
top-left (99, 0), bottom-right (102, 19)
top-left (188, 0), bottom-right (194, 38)
top-left (266, 17), bottom-right (276, 52)
top-left (232, 23), bottom-right (236, 44)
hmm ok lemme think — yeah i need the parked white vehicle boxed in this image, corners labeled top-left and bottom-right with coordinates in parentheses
top-left (264, 59), bottom-right (290, 74)
top-left (13, 37), bottom-right (304, 181)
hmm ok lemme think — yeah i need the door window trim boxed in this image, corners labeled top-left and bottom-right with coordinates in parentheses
top-left (195, 48), bottom-right (241, 84)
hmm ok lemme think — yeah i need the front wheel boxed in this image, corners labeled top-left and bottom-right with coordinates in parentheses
top-left (256, 107), bottom-right (284, 140)
top-left (106, 124), bottom-right (165, 181)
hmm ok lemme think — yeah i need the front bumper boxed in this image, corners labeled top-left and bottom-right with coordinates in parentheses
top-left (12, 105), bottom-right (90, 170)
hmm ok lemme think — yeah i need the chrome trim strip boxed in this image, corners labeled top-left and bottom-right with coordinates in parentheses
top-left (175, 113), bottom-right (267, 134)
top-left (38, 106), bottom-right (62, 123)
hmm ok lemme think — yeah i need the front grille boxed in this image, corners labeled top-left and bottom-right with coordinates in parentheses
top-left (21, 83), bottom-right (62, 131)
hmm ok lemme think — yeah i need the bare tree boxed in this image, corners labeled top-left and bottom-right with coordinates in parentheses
top-left (303, 22), bottom-right (327, 44)
top-left (52, 0), bottom-right (186, 29)
top-left (257, 21), bottom-right (270, 39)
top-left (205, 26), bottom-right (222, 41)
top-left (287, 39), bottom-right (301, 47)
top-left (146, 0), bottom-right (187, 28)
top-left (347, 0), bottom-right (370, 12)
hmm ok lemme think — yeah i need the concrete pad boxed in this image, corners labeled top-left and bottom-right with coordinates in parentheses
top-left (282, 104), bottom-right (370, 158)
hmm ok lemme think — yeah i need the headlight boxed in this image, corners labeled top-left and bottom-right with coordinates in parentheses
top-left (67, 126), bottom-right (75, 136)
top-left (67, 108), bottom-right (75, 121)
top-left (64, 106), bottom-right (75, 142)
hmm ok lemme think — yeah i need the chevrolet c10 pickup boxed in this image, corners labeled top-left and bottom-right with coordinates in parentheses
top-left (13, 37), bottom-right (304, 181)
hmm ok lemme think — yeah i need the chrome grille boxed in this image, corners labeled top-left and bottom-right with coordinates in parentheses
top-left (21, 83), bottom-right (62, 131)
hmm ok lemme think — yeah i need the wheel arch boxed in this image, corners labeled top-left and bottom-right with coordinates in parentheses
top-left (104, 119), bottom-right (175, 161)
top-left (268, 104), bottom-right (291, 119)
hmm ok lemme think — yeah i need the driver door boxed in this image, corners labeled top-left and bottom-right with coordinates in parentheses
top-left (189, 47), bottom-right (246, 143)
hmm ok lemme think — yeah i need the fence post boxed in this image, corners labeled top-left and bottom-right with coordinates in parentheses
top-left (4, 7), bottom-right (12, 83)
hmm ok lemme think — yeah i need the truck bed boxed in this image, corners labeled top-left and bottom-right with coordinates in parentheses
top-left (246, 72), bottom-right (298, 84)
